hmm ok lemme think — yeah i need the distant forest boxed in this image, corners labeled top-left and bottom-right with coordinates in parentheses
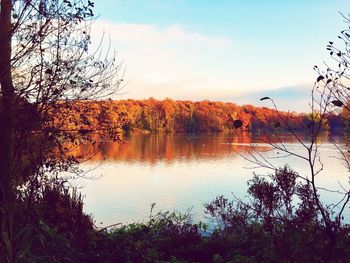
top-left (56, 98), bottom-right (346, 135)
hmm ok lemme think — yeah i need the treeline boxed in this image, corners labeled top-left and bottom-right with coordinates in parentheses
top-left (55, 98), bottom-right (345, 135)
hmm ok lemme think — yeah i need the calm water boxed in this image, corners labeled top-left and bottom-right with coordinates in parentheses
top-left (75, 132), bottom-right (350, 226)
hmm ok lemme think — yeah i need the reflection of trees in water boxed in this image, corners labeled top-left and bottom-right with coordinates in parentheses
top-left (66, 132), bottom-right (344, 164)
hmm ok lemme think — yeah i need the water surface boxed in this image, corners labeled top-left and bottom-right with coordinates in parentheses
top-left (76, 132), bottom-right (350, 226)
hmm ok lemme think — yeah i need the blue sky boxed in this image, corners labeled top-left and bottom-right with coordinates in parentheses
top-left (91, 1), bottom-right (350, 111)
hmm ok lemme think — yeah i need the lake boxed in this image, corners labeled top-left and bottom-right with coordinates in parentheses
top-left (75, 132), bottom-right (350, 226)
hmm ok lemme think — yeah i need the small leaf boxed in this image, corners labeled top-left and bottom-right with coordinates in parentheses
top-left (45, 68), bottom-right (53, 75)
top-left (233, 120), bottom-right (243, 129)
top-left (329, 41), bottom-right (334, 45)
top-left (326, 79), bottom-right (332, 84)
top-left (260, 96), bottom-right (270, 101)
top-left (316, 76), bottom-right (324, 82)
top-left (331, 100), bottom-right (344, 107)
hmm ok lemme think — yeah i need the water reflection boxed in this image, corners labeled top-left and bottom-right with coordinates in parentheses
top-left (73, 131), bottom-right (342, 164)
top-left (77, 132), bottom-right (350, 226)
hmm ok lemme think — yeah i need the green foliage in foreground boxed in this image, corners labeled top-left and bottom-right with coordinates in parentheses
top-left (6, 167), bottom-right (350, 263)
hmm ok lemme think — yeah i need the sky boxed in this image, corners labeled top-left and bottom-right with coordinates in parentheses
top-left (91, 0), bottom-right (350, 111)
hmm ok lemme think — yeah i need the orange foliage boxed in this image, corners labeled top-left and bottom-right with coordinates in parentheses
top-left (52, 98), bottom-right (310, 135)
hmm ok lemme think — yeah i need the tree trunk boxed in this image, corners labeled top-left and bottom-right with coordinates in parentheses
top-left (0, 0), bottom-right (15, 199)
top-left (0, 1), bottom-right (15, 261)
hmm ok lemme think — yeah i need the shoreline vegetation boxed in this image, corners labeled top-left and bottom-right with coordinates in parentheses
top-left (54, 98), bottom-right (346, 136)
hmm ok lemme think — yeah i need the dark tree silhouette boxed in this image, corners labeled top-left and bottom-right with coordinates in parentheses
top-left (0, 0), bottom-right (121, 260)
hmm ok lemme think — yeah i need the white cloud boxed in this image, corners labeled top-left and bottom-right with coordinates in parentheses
top-left (90, 21), bottom-right (239, 97)
top-left (94, 22), bottom-right (232, 47)
top-left (89, 21), bottom-right (314, 110)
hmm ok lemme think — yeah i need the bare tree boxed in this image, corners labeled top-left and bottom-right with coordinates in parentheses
top-left (243, 13), bottom-right (350, 262)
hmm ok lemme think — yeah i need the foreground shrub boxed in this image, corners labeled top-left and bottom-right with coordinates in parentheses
top-left (6, 167), bottom-right (350, 262)
top-left (205, 166), bottom-right (350, 263)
